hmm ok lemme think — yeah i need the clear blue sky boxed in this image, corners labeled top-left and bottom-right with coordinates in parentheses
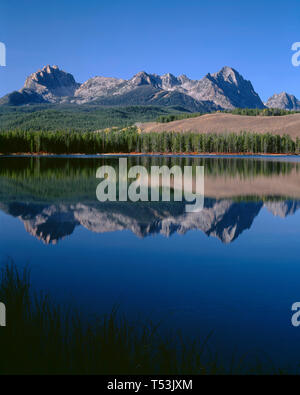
top-left (0, 0), bottom-right (299, 101)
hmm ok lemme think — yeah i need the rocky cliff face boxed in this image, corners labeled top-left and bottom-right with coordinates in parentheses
top-left (75, 67), bottom-right (264, 110)
top-left (74, 76), bottom-right (126, 102)
top-left (1, 65), bottom-right (81, 105)
top-left (191, 66), bottom-right (265, 109)
top-left (0, 65), bottom-right (265, 111)
top-left (266, 92), bottom-right (300, 111)
top-left (23, 65), bottom-right (81, 103)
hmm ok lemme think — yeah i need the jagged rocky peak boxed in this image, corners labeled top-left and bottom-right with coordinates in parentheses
top-left (212, 66), bottom-right (241, 85)
top-left (130, 71), bottom-right (160, 87)
top-left (196, 66), bottom-right (265, 110)
top-left (79, 75), bottom-right (124, 88)
top-left (160, 73), bottom-right (180, 89)
top-left (266, 92), bottom-right (300, 111)
top-left (130, 71), bottom-right (180, 90)
top-left (178, 74), bottom-right (190, 83)
top-left (74, 75), bottom-right (125, 102)
top-left (23, 64), bottom-right (80, 100)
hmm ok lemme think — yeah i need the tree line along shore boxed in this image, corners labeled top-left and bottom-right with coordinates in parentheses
top-left (0, 127), bottom-right (299, 155)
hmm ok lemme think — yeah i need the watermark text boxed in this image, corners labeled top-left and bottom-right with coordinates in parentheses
top-left (0, 42), bottom-right (6, 67)
top-left (96, 159), bottom-right (204, 213)
top-left (0, 302), bottom-right (6, 327)
top-left (292, 42), bottom-right (300, 67)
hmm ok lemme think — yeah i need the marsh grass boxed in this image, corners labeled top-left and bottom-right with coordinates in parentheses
top-left (0, 261), bottom-right (290, 375)
top-left (0, 261), bottom-right (226, 375)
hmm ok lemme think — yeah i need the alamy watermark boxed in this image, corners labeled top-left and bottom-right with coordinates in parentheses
top-left (292, 42), bottom-right (300, 67)
top-left (0, 302), bottom-right (6, 327)
top-left (96, 158), bottom-right (204, 213)
top-left (0, 42), bottom-right (6, 67)
top-left (291, 302), bottom-right (300, 327)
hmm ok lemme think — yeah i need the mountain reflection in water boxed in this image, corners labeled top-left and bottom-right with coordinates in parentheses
top-left (3, 155), bottom-right (300, 372)
top-left (1, 156), bottom-right (300, 244)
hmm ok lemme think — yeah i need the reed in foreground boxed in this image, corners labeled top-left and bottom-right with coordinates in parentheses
top-left (0, 261), bottom-right (288, 375)
top-left (0, 262), bottom-right (221, 375)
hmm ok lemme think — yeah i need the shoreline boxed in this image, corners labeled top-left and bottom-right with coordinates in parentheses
top-left (1, 151), bottom-right (299, 158)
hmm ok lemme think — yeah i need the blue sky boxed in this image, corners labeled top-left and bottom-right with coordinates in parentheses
top-left (0, 0), bottom-right (299, 101)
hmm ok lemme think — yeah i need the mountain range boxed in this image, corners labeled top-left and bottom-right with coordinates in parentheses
top-left (1, 198), bottom-right (299, 245)
top-left (0, 64), bottom-right (287, 112)
top-left (1, 64), bottom-right (299, 112)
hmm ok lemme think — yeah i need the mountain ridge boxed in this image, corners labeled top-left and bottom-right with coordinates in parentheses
top-left (2, 198), bottom-right (299, 245)
top-left (0, 199), bottom-right (264, 244)
top-left (265, 92), bottom-right (300, 111)
top-left (0, 65), bottom-right (266, 112)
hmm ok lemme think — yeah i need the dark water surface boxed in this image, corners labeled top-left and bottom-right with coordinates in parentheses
top-left (1, 155), bottom-right (300, 370)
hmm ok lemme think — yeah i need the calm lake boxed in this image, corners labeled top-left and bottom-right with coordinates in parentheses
top-left (1, 155), bottom-right (300, 371)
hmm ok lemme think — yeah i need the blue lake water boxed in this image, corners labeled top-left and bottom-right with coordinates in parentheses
top-left (1, 155), bottom-right (300, 370)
